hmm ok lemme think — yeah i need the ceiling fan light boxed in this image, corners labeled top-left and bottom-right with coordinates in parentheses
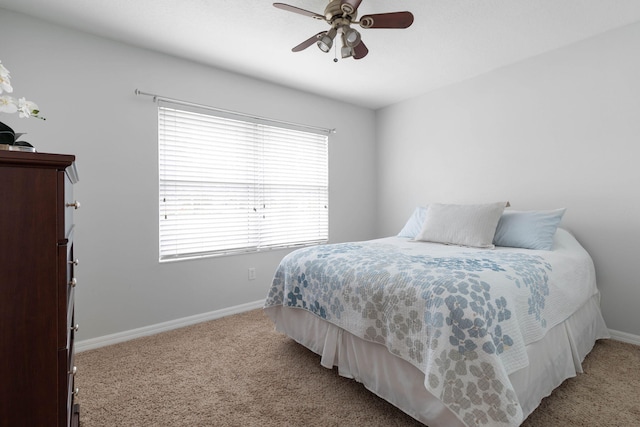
top-left (317, 36), bottom-right (332, 52)
top-left (344, 28), bottom-right (361, 47)
top-left (317, 27), bottom-right (337, 52)
top-left (340, 32), bottom-right (354, 58)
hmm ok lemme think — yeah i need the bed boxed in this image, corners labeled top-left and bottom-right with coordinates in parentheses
top-left (263, 204), bottom-right (610, 427)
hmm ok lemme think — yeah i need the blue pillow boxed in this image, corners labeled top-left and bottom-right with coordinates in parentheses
top-left (397, 206), bottom-right (428, 238)
top-left (493, 209), bottom-right (566, 250)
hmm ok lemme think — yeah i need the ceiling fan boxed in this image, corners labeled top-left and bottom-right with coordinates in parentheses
top-left (273, 0), bottom-right (414, 60)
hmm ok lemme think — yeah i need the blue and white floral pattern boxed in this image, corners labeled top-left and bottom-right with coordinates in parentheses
top-left (265, 235), bottom-right (596, 427)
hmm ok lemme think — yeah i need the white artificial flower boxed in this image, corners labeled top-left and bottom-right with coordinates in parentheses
top-left (0, 95), bottom-right (18, 114)
top-left (0, 62), bottom-right (9, 77)
top-left (17, 97), bottom-right (39, 118)
top-left (0, 74), bottom-right (12, 94)
top-left (0, 60), bottom-right (43, 119)
top-left (0, 62), bottom-right (12, 94)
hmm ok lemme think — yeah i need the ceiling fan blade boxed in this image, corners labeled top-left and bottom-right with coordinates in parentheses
top-left (340, 0), bottom-right (363, 15)
top-left (359, 12), bottom-right (414, 29)
top-left (353, 40), bottom-right (369, 60)
top-left (292, 32), bottom-right (326, 52)
top-left (273, 3), bottom-right (324, 20)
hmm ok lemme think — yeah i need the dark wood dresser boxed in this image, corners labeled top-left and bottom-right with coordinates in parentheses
top-left (0, 151), bottom-right (80, 427)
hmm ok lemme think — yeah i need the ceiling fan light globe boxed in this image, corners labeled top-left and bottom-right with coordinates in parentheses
top-left (317, 37), bottom-right (333, 52)
top-left (341, 46), bottom-right (353, 58)
top-left (344, 28), bottom-right (361, 47)
top-left (317, 27), bottom-right (337, 53)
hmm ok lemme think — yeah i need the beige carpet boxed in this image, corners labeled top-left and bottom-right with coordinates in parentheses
top-left (76, 309), bottom-right (640, 427)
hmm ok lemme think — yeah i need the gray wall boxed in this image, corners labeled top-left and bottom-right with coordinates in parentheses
top-left (376, 23), bottom-right (640, 337)
top-left (0, 9), bottom-right (377, 341)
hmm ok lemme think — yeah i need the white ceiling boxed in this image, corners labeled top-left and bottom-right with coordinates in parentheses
top-left (2, 0), bottom-right (640, 109)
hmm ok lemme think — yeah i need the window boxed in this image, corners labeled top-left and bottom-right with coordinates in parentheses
top-left (158, 102), bottom-right (329, 261)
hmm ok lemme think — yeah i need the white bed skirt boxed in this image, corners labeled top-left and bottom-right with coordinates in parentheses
top-left (264, 294), bottom-right (610, 426)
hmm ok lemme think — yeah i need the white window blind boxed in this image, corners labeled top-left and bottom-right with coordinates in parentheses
top-left (158, 103), bottom-right (329, 261)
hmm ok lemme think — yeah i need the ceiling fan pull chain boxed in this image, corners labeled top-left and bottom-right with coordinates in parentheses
top-left (333, 40), bottom-right (338, 62)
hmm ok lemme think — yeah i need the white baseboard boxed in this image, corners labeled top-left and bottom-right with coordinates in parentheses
top-left (76, 300), bottom-right (264, 353)
top-left (608, 329), bottom-right (640, 346)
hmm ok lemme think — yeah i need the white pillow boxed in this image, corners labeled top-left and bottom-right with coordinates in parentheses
top-left (415, 202), bottom-right (507, 248)
top-left (397, 206), bottom-right (428, 238)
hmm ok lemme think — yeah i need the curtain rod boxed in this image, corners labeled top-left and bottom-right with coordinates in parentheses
top-left (134, 89), bottom-right (336, 135)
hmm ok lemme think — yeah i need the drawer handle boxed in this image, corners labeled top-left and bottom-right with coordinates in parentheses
top-left (71, 324), bottom-right (79, 333)
top-left (69, 278), bottom-right (77, 287)
top-left (69, 366), bottom-right (77, 376)
top-left (66, 201), bottom-right (81, 210)
top-left (73, 387), bottom-right (79, 397)
top-left (68, 258), bottom-right (79, 266)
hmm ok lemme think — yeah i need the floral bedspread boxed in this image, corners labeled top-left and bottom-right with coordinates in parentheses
top-left (264, 234), bottom-right (597, 427)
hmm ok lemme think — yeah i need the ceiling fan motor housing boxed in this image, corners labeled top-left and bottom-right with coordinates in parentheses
top-left (325, 0), bottom-right (357, 22)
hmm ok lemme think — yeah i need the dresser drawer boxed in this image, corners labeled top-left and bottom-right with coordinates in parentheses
top-left (58, 345), bottom-right (77, 427)
top-left (67, 346), bottom-right (78, 427)
top-left (66, 287), bottom-right (75, 351)
top-left (60, 310), bottom-right (77, 426)
top-left (59, 224), bottom-right (77, 342)
top-left (60, 168), bottom-right (78, 241)
top-left (57, 240), bottom-right (77, 349)
top-left (65, 239), bottom-right (77, 304)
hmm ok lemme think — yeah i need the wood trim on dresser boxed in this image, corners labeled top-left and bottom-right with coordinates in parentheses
top-left (0, 150), bottom-right (80, 427)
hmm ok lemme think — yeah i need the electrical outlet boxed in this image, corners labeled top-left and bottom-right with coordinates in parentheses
top-left (248, 267), bottom-right (256, 280)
